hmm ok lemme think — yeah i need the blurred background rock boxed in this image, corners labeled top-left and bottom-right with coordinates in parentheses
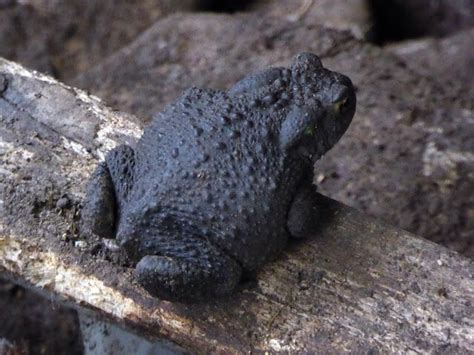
top-left (0, 0), bottom-right (472, 353)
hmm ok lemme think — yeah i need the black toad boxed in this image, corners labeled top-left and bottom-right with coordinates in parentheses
top-left (82, 53), bottom-right (356, 301)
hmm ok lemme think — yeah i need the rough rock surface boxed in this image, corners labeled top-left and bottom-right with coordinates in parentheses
top-left (254, 0), bottom-right (371, 39)
top-left (386, 28), bottom-right (474, 100)
top-left (0, 0), bottom-right (198, 80)
top-left (73, 12), bottom-right (474, 258)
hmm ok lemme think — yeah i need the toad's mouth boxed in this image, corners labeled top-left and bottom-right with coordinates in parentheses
top-left (296, 132), bottom-right (331, 163)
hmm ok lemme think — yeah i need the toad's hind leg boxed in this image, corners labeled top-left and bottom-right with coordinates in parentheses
top-left (135, 237), bottom-right (242, 301)
top-left (81, 145), bottom-right (135, 238)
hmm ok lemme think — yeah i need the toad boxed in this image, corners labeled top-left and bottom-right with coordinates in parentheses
top-left (82, 53), bottom-right (356, 301)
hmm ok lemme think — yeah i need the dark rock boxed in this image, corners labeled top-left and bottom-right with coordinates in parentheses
top-left (367, 0), bottom-right (474, 43)
top-left (0, 278), bottom-right (83, 354)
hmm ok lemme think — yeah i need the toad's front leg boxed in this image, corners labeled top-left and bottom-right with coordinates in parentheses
top-left (287, 180), bottom-right (321, 239)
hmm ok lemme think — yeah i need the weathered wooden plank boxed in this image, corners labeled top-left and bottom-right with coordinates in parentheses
top-left (0, 58), bottom-right (473, 354)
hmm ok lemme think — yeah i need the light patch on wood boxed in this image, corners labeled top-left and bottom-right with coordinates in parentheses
top-left (60, 137), bottom-right (90, 157)
top-left (94, 112), bottom-right (142, 160)
top-left (0, 232), bottom-right (206, 340)
top-left (0, 58), bottom-right (58, 86)
top-left (0, 234), bottom-right (137, 317)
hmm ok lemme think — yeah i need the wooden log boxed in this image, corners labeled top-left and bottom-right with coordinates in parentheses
top-left (0, 58), bottom-right (473, 354)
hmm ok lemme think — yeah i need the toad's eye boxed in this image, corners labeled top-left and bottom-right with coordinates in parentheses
top-left (331, 83), bottom-right (351, 114)
top-left (334, 95), bottom-right (349, 113)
